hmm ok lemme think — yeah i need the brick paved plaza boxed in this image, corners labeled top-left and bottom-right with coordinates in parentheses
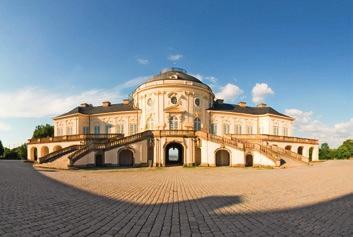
top-left (0, 160), bottom-right (352, 236)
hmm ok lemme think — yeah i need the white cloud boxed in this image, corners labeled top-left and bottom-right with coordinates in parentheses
top-left (0, 74), bottom-right (152, 118)
top-left (191, 74), bottom-right (218, 84)
top-left (215, 83), bottom-right (243, 102)
top-left (168, 54), bottom-right (183, 61)
top-left (121, 76), bottom-right (151, 89)
top-left (0, 121), bottom-right (11, 131)
top-left (252, 83), bottom-right (274, 104)
top-left (0, 87), bottom-right (122, 118)
top-left (136, 58), bottom-right (149, 65)
top-left (285, 108), bottom-right (353, 147)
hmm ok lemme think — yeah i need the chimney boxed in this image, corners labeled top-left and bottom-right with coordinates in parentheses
top-left (102, 101), bottom-right (111, 107)
top-left (80, 103), bottom-right (89, 107)
top-left (238, 101), bottom-right (247, 107)
top-left (257, 103), bottom-right (267, 108)
top-left (216, 99), bottom-right (224, 104)
top-left (122, 99), bottom-right (129, 105)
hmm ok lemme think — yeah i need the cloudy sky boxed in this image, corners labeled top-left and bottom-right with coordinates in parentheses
top-left (0, 0), bottom-right (352, 148)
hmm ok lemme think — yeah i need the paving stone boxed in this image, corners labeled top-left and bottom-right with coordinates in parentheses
top-left (0, 160), bottom-right (352, 236)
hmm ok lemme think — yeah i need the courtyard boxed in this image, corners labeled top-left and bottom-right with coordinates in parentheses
top-left (0, 160), bottom-right (352, 236)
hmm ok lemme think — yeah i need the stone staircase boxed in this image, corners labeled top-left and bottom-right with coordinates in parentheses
top-left (35, 150), bottom-right (77, 169)
top-left (197, 131), bottom-right (282, 166)
top-left (68, 131), bottom-right (153, 166)
top-left (38, 145), bottom-right (83, 164)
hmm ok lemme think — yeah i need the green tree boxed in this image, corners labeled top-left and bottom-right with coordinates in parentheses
top-left (32, 124), bottom-right (54, 139)
top-left (319, 143), bottom-right (332, 160)
top-left (0, 140), bottom-right (4, 157)
top-left (12, 144), bottom-right (27, 160)
top-left (335, 139), bottom-right (353, 159)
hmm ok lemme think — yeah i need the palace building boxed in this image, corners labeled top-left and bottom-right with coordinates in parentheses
top-left (27, 68), bottom-right (319, 169)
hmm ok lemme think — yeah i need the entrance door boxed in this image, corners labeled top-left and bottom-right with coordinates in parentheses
top-left (119, 149), bottom-right (134, 167)
top-left (165, 143), bottom-right (183, 166)
top-left (215, 150), bottom-right (230, 166)
top-left (95, 153), bottom-right (104, 167)
top-left (245, 154), bottom-right (253, 167)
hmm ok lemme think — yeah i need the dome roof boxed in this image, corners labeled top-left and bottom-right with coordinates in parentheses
top-left (147, 68), bottom-right (204, 84)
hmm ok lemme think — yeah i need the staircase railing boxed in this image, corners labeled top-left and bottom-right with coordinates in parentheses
top-left (38, 145), bottom-right (82, 164)
top-left (268, 145), bottom-right (308, 163)
top-left (68, 131), bottom-right (154, 165)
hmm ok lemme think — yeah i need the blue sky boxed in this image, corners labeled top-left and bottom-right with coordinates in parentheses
top-left (0, 0), bottom-right (352, 147)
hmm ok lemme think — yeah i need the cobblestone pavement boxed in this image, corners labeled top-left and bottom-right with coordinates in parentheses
top-left (0, 161), bottom-right (353, 237)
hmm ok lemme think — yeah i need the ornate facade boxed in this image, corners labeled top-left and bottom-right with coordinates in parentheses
top-left (27, 68), bottom-right (319, 169)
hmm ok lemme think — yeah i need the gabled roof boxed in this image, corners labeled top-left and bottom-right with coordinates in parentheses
top-left (55, 103), bottom-right (138, 118)
top-left (208, 102), bottom-right (292, 118)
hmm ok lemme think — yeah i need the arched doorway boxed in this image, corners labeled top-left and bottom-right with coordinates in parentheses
top-left (95, 152), bottom-right (104, 167)
top-left (40, 146), bottom-right (49, 157)
top-left (285, 145), bottom-right (292, 151)
top-left (165, 142), bottom-right (183, 166)
top-left (297, 146), bottom-right (304, 155)
top-left (30, 147), bottom-right (38, 161)
top-left (119, 149), bottom-right (134, 167)
top-left (215, 149), bottom-right (230, 166)
top-left (53, 145), bottom-right (62, 152)
top-left (309, 147), bottom-right (314, 162)
top-left (245, 154), bottom-right (253, 167)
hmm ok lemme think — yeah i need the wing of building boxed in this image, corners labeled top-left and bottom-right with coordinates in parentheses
top-left (27, 68), bottom-right (319, 169)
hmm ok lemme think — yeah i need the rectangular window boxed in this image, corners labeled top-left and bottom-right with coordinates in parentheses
top-left (235, 124), bottom-right (242, 134)
top-left (273, 126), bottom-right (279, 136)
top-left (283, 127), bottom-right (288, 136)
top-left (223, 124), bottom-right (230, 135)
top-left (247, 126), bottom-right (253, 134)
top-left (66, 127), bottom-right (72, 135)
top-left (129, 124), bottom-right (137, 135)
top-left (94, 125), bottom-right (100, 134)
top-left (105, 124), bottom-right (113, 134)
top-left (210, 123), bottom-right (217, 135)
top-left (116, 124), bottom-right (124, 134)
top-left (83, 126), bottom-right (89, 134)
top-left (57, 128), bottom-right (63, 136)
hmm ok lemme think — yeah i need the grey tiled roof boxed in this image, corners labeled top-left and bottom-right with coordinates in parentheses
top-left (209, 102), bottom-right (291, 118)
top-left (56, 103), bottom-right (138, 118)
top-left (148, 69), bottom-right (204, 84)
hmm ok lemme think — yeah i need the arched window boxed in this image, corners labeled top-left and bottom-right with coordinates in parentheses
top-left (194, 118), bottom-right (201, 131)
top-left (169, 116), bottom-right (178, 130)
top-left (146, 118), bottom-right (153, 130)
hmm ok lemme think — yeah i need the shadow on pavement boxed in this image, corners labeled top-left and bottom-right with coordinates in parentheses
top-left (0, 160), bottom-right (352, 236)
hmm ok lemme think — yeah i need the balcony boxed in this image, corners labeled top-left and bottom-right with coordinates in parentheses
top-left (28, 133), bottom-right (124, 144)
top-left (229, 134), bottom-right (318, 145)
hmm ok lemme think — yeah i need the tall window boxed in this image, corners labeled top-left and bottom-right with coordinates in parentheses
top-left (273, 126), bottom-right (279, 136)
top-left (116, 123), bottom-right (124, 134)
top-left (83, 126), bottom-right (89, 134)
top-left (129, 124), bottom-right (137, 135)
top-left (146, 118), bottom-right (153, 130)
top-left (210, 123), bottom-right (217, 135)
top-left (282, 127), bottom-right (288, 136)
top-left (194, 118), bottom-right (201, 131)
top-left (105, 124), bottom-right (113, 134)
top-left (223, 123), bottom-right (230, 135)
top-left (169, 116), bottom-right (178, 130)
top-left (94, 125), bottom-right (100, 134)
top-left (247, 126), bottom-right (253, 134)
top-left (57, 127), bottom-right (63, 136)
top-left (66, 126), bottom-right (73, 135)
top-left (235, 124), bottom-right (242, 134)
